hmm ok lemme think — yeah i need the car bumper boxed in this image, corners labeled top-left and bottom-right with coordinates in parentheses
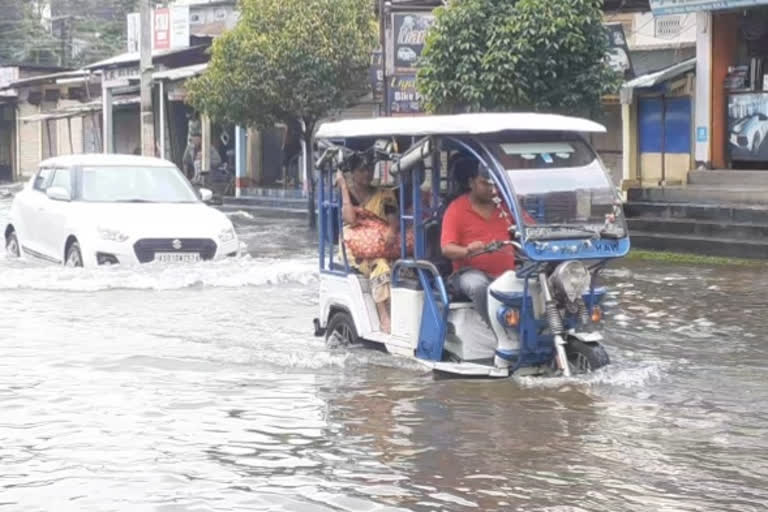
top-left (81, 236), bottom-right (241, 266)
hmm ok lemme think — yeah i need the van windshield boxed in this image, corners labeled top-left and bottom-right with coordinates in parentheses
top-left (482, 134), bottom-right (625, 240)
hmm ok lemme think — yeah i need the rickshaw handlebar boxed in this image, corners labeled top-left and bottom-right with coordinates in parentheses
top-left (476, 240), bottom-right (524, 256)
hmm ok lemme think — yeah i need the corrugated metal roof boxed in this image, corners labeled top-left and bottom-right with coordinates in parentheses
top-left (2, 70), bottom-right (88, 90)
top-left (620, 57), bottom-right (696, 104)
top-left (84, 45), bottom-right (208, 70)
top-left (153, 63), bottom-right (208, 81)
top-left (20, 96), bottom-right (139, 123)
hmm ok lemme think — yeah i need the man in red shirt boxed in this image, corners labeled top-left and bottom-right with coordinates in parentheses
top-left (440, 161), bottom-right (515, 325)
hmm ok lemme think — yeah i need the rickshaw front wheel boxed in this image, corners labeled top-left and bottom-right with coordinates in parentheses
top-left (565, 339), bottom-right (610, 374)
top-left (325, 311), bottom-right (360, 348)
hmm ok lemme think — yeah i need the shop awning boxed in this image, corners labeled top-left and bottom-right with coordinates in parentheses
top-left (20, 96), bottom-right (139, 123)
top-left (153, 62), bottom-right (208, 81)
top-left (620, 58), bottom-right (696, 104)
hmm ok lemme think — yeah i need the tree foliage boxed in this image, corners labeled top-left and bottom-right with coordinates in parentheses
top-left (0, 2), bottom-right (59, 66)
top-left (187, 0), bottom-right (377, 137)
top-left (416, 0), bottom-right (620, 116)
top-left (0, 0), bottom-right (138, 68)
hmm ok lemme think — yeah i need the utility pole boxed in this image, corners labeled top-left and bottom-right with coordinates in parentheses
top-left (140, 0), bottom-right (155, 157)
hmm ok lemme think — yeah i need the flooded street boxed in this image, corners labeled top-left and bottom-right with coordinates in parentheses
top-left (1, 193), bottom-right (767, 512)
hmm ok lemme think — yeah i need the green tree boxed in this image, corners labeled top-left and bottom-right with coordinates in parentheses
top-left (187, 0), bottom-right (377, 226)
top-left (0, 0), bottom-right (139, 68)
top-left (417, 0), bottom-right (620, 116)
top-left (0, 1), bottom-right (59, 66)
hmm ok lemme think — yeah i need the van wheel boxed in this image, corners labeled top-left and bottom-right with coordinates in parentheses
top-left (65, 240), bottom-right (83, 267)
top-left (5, 229), bottom-right (20, 258)
top-left (566, 339), bottom-right (610, 374)
top-left (325, 311), bottom-right (359, 348)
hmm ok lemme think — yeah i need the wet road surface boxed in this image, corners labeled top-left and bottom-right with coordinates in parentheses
top-left (1, 194), bottom-right (767, 511)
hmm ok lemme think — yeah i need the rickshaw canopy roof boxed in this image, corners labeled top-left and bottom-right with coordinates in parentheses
top-left (315, 113), bottom-right (606, 139)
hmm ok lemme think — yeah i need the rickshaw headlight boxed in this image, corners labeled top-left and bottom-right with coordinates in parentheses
top-left (551, 261), bottom-right (591, 303)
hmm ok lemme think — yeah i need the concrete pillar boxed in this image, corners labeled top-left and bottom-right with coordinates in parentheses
top-left (201, 114), bottom-right (210, 172)
top-left (621, 101), bottom-right (638, 192)
top-left (300, 120), bottom-right (308, 197)
top-left (235, 125), bottom-right (246, 197)
top-left (159, 80), bottom-right (166, 159)
top-left (13, 105), bottom-right (20, 181)
top-left (694, 10), bottom-right (712, 168)
top-left (102, 86), bottom-right (113, 153)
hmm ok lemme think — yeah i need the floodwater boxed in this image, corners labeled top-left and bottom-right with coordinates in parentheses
top-left (1, 191), bottom-right (767, 511)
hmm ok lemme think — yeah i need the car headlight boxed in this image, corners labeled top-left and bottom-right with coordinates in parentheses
top-left (550, 261), bottom-right (591, 303)
top-left (218, 227), bottom-right (236, 243)
top-left (97, 226), bottom-right (130, 243)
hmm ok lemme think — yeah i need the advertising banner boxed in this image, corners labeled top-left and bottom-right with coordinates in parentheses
top-left (370, 48), bottom-right (384, 100)
top-left (385, 11), bottom-right (435, 115)
top-left (127, 6), bottom-right (190, 53)
top-left (388, 75), bottom-right (423, 116)
top-left (651, 0), bottom-right (768, 15)
top-left (391, 11), bottom-right (435, 73)
top-left (727, 93), bottom-right (768, 162)
top-left (154, 8), bottom-right (171, 51)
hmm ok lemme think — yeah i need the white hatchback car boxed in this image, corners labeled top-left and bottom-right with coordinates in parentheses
top-left (4, 154), bottom-right (240, 267)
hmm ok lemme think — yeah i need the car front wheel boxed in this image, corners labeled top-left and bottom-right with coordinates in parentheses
top-left (5, 230), bottom-right (20, 258)
top-left (65, 240), bottom-right (83, 267)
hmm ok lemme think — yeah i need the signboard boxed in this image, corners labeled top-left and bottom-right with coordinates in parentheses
top-left (0, 67), bottom-right (19, 89)
top-left (385, 11), bottom-right (434, 115)
top-left (605, 23), bottom-right (634, 80)
top-left (154, 8), bottom-right (171, 50)
top-left (391, 12), bottom-right (435, 73)
top-left (727, 93), bottom-right (768, 162)
top-left (188, 3), bottom-right (238, 37)
top-left (651, 0), bottom-right (768, 15)
top-left (103, 65), bottom-right (140, 88)
top-left (127, 12), bottom-right (140, 53)
top-left (370, 48), bottom-right (384, 100)
top-left (389, 75), bottom-right (423, 116)
top-left (127, 6), bottom-right (190, 52)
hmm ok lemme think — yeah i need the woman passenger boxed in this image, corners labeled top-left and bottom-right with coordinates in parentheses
top-left (335, 154), bottom-right (399, 333)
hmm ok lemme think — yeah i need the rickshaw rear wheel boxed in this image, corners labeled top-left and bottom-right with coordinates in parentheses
top-left (325, 311), bottom-right (360, 348)
top-left (566, 339), bottom-right (610, 374)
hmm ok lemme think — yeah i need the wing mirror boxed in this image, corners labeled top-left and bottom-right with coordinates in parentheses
top-left (199, 188), bottom-right (214, 203)
top-left (46, 186), bottom-right (71, 202)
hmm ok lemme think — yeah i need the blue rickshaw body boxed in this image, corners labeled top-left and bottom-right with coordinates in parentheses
top-left (314, 113), bottom-right (628, 376)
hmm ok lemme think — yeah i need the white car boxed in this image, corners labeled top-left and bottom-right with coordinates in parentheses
top-left (3, 154), bottom-right (240, 267)
top-left (729, 113), bottom-right (768, 155)
top-left (397, 46), bottom-right (418, 64)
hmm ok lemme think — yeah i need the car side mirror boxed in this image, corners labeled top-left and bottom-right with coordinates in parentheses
top-left (199, 188), bottom-right (213, 203)
top-left (46, 186), bottom-right (71, 202)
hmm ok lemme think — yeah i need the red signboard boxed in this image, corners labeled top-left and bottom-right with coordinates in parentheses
top-left (153, 8), bottom-right (170, 51)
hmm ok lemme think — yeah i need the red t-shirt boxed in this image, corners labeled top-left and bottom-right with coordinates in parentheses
top-left (440, 194), bottom-right (516, 277)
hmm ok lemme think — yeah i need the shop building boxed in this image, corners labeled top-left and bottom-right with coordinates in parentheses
top-left (621, 0), bottom-right (768, 258)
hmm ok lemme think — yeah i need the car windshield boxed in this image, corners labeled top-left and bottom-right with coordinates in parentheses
top-left (80, 165), bottom-right (199, 203)
top-left (483, 134), bottom-right (625, 240)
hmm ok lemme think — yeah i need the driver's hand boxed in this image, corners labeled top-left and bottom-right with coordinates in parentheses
top-left (466, 241), bottom-right (485, 256)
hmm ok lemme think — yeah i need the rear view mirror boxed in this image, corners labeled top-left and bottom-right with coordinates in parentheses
top-left (199, 188), bottom-right (214, 202)
top-left (46, 186), bottom-right (71, 202)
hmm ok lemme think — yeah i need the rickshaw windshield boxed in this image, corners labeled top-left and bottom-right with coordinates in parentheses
top-left (482, 134), bottom-right (625, 241)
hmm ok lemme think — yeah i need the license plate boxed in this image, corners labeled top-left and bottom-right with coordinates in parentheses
top-left (154, 252), bottom-right (201, 263)
top-left (576, 331), bottom-right (603, 342)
